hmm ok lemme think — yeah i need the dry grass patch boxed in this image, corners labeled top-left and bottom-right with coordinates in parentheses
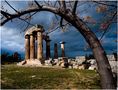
top-left (1, 64), bottom-right (101, 89)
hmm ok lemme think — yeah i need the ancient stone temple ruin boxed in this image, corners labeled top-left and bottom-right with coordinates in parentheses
top-left (17, 25), bottom-right (46, 66)
top-left (24, 25), bottom-right (45, 63)
top-left (17, 24), bottom-right (66, 66)
top-left (17, 24), bottom-right (117, 73)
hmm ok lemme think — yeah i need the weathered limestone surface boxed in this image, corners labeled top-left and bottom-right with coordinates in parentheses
top-left (107, 55), bottom-right (115, 61)
top-left (88, 65), bottom-right (97, 70)
top-left (30, 34), bottom-right (35, 59)
top-left (54, 43), bottom-right (58, 59)
top-left (46, 37), bottom-right (51, 60)
top-left (18, 25), bottom-right (45, 66)
top-left (17, 59), bottom-right (42, 66)
top-left (75, 56), bottom-right (86, 65)
top-left (78, 65), bottom-right (85, 70)
top-left (37, 31), bottom-right (43, 60)
top-left (60, 41), bottom-right (65, 57)
top-left (25, 35), bottom-right (30, 60)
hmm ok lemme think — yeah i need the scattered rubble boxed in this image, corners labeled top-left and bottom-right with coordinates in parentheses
top-left (17, 55), bottom-right (117, 74)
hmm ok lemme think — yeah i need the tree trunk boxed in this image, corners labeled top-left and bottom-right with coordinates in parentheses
top-left (59, 10), bottom-right (115, 89)
top-left (79, 29), bottom-right (115, 89)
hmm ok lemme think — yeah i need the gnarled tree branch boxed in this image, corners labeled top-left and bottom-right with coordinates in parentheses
top-left (0, 5), bottom-right (58, 26)
top-left (1, 10), bottom-right (12, 18)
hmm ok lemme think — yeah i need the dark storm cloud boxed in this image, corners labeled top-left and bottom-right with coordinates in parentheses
top-left (1, 1), bottom-right (117, 58)
top-left (30, 11), bottom-right (56, 30)
top-left (1, 27), bottom-right (25, 54)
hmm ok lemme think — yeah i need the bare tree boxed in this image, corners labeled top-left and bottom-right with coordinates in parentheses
top-left (0, 1), bottom-right (117, 89)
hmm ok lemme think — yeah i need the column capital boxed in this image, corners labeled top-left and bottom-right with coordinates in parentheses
top-left (35, 24), bottom-right (43, 29)
top-left (54, 43), bottom-right (57, 45)
top-left (35, 24), bottom-right (44, 32)
top-left (45, 39), bottom-right (51, 42)
top-left (45, 35), bottom-right (51, 42)
top-left (30, 33), bottom-right (35, 36)
top-left (25, 34), bottom-right (30, 39)
top-left (60, 41), bottom-right (66, 44)
top-left (37, 29), bottom-right (44, 33)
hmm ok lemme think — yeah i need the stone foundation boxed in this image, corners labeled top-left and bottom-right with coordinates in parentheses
top-left (17, 59), bottom-right (42, 67)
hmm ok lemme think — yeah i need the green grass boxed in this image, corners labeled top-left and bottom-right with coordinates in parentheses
top-left (1, 64), bottom-right (101, 89)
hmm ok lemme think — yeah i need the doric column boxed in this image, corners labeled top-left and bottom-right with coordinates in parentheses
top-left (60, 41), bottom-right (66, 57)
top-left (54, 43), bottom-right (58, 59)
top-left (46, 36), bottom-right (51, 60)
top-left (37, 31), bottom-right (43, 60)
top-left (30, 33), bottom-right (35, 59)
top-left (25, 34), bottom-right (30, 60)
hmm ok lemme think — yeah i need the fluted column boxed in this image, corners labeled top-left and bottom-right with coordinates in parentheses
top-left (46, 37), bottom-right (51, 60)
top-left (30, 33), bottom-right (35, 59)
top-left (60, 41), bottom-right (65, 57)
top-left (37, 31), bottom-right (43, 60)
top-left (25, 35), bottom-right (30, 60)
top-left (54, 43), bottom-right (58, 59)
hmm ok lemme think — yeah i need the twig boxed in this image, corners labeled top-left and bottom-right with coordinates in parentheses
top-left (93, 1), bottom-right (117, 8)
top-left (5, 0), bottom-right (19, 13)
top-left (72, 1), bottom-right (78, 15)
top-left (34, 0), bottom-right (42, 8)
top-left (99, 11), bottom-right (117, 40)
top-left (46, 22), bottom-right (70, 34)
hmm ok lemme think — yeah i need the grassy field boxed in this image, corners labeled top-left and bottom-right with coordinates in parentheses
top-left (1, 64), bottom-right (101, 89)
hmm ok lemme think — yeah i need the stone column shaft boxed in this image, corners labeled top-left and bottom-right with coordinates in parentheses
top-left (30, 34), bottom-right (35, 59)
top-left (54, 43), bottom-right (58, 59)
top-left (46, 40), bottom-right (51, 59)
top-left (25, 35), bottom-right (30, 60)
top-left (37, 31), bottom-right (43, 60)
top-left (61, 42), bottom-right (65, 57)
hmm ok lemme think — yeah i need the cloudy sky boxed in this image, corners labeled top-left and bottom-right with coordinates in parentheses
top-left (1, 1), bottom-right (117, 58)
